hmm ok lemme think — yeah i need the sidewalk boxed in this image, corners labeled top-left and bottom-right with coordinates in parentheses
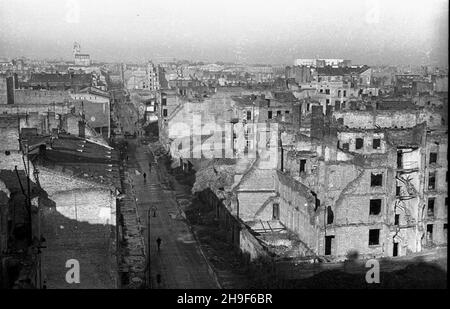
top-left (129, 140), bottom-right (219, 289)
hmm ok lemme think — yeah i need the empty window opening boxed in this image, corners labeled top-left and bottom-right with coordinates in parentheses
top-left (325, 89), bottom-right (330, 94)
top-left (397, 150), bottom-right (403, 169)
top-left (327, 206), bottom-right (334, 224)
top-left (161, 98), bottom-right (167, 106)
top-left (325, 235), bottom-right (334, 255)
top-left (396, 186), bottom-right (401, 196)
top-left (246, 111), bottom-right (252, 120)
top-left (373, 138), bottom-right (381, 149)
top-left (162, 109), bottom-right (168, 117)
top-left (277, 110), bottom-right (281, 116)
top-left (335, 101), bottom-right (341, 110)
top-left (429, 152), bottom-right (437, 164)
top-left (300, 159), bottom-right (306, 173)
top-left (393, 242), bottom-right (399, 257)
top-left (272, 203), bottom-right (280, 220)
top-left (369, 199), bottom-right (382, 215)
top-left (427, 198), bottom-right (435, 217)
top-left (342, 143), bottom-right (349, 151)
top-left (355, 138), bottom-right (364, 150)
top-left (371, 173), bottom-right (383, 187)
top-left (394, 214), bottom-right (400, 226)
top-left (369, 229), bottom-right (380, 246)
top-left (426, 224), bottom-right (433, 242)
top-left (268, 110), bottom-right (273, 119)
top-left (428, 171), bottom-right (436, 190)
top-left (343, 90), bottom-right (347, 97)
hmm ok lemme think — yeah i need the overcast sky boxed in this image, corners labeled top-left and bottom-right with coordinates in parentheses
top-left (0, 0), bottom-right (448, 66)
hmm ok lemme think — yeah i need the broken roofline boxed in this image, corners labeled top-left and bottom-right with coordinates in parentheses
top-left (168, 119), bottom-right (280, 160)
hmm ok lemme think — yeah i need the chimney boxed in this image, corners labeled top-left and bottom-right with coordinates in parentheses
top-left (78, 118), bottom-right (86, 138)
top-left (6, 74), bottom-right (15, 105)
top-left (311, 105), bottom-right (324, 140)
top-left (79, 101), bottom-right (86, 138)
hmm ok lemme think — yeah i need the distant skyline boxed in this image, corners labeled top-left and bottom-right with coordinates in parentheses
top-left (0, 0), bottom-right (448, 66)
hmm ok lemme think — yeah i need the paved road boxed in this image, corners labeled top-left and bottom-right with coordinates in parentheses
top-left (129, 140), bottom-right (218, 289)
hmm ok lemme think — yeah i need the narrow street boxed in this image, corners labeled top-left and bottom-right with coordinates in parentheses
top-left (126, 139), bottom-right (219, 289)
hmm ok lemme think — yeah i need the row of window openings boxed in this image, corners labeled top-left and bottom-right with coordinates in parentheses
top-left (276, 195), bottom-right (446, 232)
top-left (339, 138), bottom-right (381, 151)
top-left (319, 89), bottom-right (347, 97)
top-left (327, 197), bottom-right (448, 225)
top-left (301, 163), bottom-right (384, 187)
top-left (246, 110), bottom-right (290, 120)
top-left (325, 229), bottom-right (381, 256)
top-left (326, 224), bottom-right (447, 256)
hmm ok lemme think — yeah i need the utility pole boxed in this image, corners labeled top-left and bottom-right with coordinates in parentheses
top-left (147, 208), bottom-right (152, 288)
top-left (26, 143), bottom-right (32, 243)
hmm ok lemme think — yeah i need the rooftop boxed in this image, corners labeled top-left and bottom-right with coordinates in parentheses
top-left (316, 65), bottom-right (370, 76)
top-left (28, 134), bottom-right (120, 188)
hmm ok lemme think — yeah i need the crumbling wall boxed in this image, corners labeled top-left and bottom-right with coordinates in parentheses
top-left (237, 192), bottom-right (276, 221)
top-left (240, 228), bottom-right (269, 261)
top-left (276, 172), bottom-right (319, 254)
top-left (337, 131), bottom-right (387, 154)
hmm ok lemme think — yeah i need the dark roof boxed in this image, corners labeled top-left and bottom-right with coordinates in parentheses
top-left (30, 135), bottom-right (120, 187)
top-left (272, 91), bottom-right (297, 102)
top-left (0, 115), bottom-right (18, 129)
top-left (376, 100), bottom-right (417, 110)
top-left (385, 124), bottom-right (426, 147)
top-left (29, 73), bottom-right (92, 85)
top-left (316, 65), bottom-right (370, 76)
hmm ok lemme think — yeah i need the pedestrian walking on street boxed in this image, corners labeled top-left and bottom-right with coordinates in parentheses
top-left (143, 172), bottom-right (147, 183)
top-left (149, 162), bottom-right (152, 173)
top-left (152, 206), bottom-right (157, 217)
top-left (156, 237), bottom-right (162, 252)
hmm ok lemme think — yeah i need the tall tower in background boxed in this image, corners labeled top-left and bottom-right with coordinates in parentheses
top-left (73, 42), bottom-right (81, 57)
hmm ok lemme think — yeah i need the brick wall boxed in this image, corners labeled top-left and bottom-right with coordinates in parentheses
top-left (237, 192), bottom-right (276, 222)
top-left (0, 103), bottom-right (71, 115)
top-left (276, 174), bottom-right (319, 254)
top-left (334, 110), bottom-right (443, 130)
top-left (36, 167), bottom-right (117, 288)
top-left (0, 123), bottom-right (20, 151)
top-left (12, 90), bottom-right (73, 105)
top-left (325, 225), bottom-right (388, 258)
